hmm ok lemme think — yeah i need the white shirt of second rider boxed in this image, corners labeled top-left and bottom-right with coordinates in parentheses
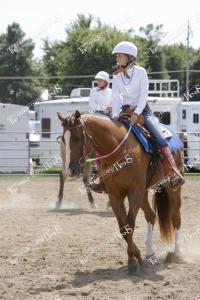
top-left (89, 86), bottom-right (112, 112)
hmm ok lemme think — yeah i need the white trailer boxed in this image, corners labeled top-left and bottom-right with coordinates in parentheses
top-left (28, 110), bottom-right (40, 161)
top-left (148, 97), bottom-right (182, 132)
top-left (33, 95), bottom-right (183, 165)
top-left (92, 79), bottom-right (180, 98)
top-left (181, 102), bottom-right (200, 166)
top-left (0, 103), bottom-right (31, 173)
top-left (70, 88), bottom-right (91, 98)
top-left (34, 98), bottom-right (90, 165)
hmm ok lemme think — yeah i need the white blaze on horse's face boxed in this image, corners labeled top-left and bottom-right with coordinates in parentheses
top-left (64, 130), bottom-right (71, 175)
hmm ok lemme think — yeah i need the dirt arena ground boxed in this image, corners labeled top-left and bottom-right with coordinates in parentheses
top-left (0, 176), bottom-right (200, 300)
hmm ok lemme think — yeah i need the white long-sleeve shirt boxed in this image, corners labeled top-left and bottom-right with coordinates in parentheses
top-left (89, 87), bottom-right (112, 112)
top-left (112, 65), bottom-right (149, 117)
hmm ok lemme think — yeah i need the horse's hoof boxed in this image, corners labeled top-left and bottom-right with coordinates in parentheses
top-left (145, 253), bottom-right (157, 265)
top-left (128, 263), bottom-right (140, 275)
top-left (55, 201), bottom-right (61, 209)
top-left (106, 201), bottom-right (111, 210)
top-left (174, 249), bottom-right (183, 255)
top-left (165, 251), bottom-right (185, 264)
top-left (90, 202), bottom-right (97, 209)
top-left (145, 253), bottom-right (155, 259)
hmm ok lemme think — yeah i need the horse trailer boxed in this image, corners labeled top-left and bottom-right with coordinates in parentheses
top-left (0, 103), bottom-right (31, 173)
top-left (181, 102), bottom-right (200, 166)
top-left (34, 98), bottom-right (91, 165)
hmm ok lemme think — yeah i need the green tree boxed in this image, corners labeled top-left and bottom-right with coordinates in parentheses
top-left (138, 24), bottom-right (167, 79)
top-left (42, 14), bottom-right (145, 95)
top-left (189, 48), bottom-right (200, 101)
top-left (163, 44), bottom-right (186, 95)
top-left (0, 22), bottom-right (40, 104)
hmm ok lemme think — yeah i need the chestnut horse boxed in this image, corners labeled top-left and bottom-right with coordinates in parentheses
top-left (56, 112), bottom-right (96, 209)
top-left (60, 110), bottom-right (184, 273)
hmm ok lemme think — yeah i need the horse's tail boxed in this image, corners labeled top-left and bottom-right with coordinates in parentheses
top-left (153, 187), bottom-right (173, 242)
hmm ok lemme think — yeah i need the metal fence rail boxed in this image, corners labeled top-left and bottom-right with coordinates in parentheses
top-left (0, 130), bottom-right (200, 176)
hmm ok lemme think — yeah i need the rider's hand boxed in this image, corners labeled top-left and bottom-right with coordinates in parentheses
top-left (106, 106), bottom-right (112, 113)
top-left (130, 113), bottom-right (139, 125)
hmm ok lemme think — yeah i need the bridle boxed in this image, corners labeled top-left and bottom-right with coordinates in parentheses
top-left (60, 114), bottom-right (133, 186)
top-left (79, 116), bottom-right (132, 166)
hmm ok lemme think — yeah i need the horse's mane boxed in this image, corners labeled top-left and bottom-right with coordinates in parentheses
top-left (80, 113), bottom-right (111, 124)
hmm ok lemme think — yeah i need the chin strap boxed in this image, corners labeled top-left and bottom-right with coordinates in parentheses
top-left (113, 61), bottom-right (133, 78)
top-left (113, 53), bottom-right (136, 78)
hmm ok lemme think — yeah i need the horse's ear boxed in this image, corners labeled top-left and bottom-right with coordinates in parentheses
top-left (74, 110), bottom-right (81, 120)
top-left (57, 112), bottom-right (65, 122)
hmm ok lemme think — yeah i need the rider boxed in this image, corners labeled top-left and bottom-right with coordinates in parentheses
top-left (111, 41), bottom-right (185, 188)
top-left (89, 71), bottom-right (112, 116)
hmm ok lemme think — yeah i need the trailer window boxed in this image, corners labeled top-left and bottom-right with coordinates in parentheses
top-left (153, 111), bottom-right (171, 125)
top-left (160, 112), bottom-right (170, 125)
top-left (182, 109), bottom-right (186, 119)
top-left (193, 114), bottom-right (199, 124)
top-left (42, 118), bottom-right (51, 138)
top-left (80, 89), bottom-right (91, 97)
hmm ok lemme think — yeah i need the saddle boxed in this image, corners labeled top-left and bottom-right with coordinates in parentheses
top-left (118, 105), bottom-right (183, 191)
top-left (119, 104), bottom-right (152, 140)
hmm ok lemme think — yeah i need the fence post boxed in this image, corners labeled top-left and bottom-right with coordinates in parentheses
top-left (27, 133), bottom-right (31, 175)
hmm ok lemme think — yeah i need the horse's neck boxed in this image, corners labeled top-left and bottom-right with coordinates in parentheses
top-left (85, 118), bottom-right (116, 154)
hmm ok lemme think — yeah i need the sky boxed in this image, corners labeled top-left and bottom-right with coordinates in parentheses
top-left (0, 0), bottom-right (200, 58)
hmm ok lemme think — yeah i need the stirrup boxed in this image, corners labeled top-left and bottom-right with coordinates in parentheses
top-left (148, 169), bottom-right (184, 192)
top-left (169, 170), bottom-right (185, 187)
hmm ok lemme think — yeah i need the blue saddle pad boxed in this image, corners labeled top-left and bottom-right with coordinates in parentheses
top-left (120, 119), bottom-right (183, 154)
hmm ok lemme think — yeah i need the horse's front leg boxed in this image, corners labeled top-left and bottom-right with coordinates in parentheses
top-left (126, 190), bottom-right (144, 269)
top-left (109, 194), bottom-right (140, 274)
top-left (56, 171), bottom-right (65, 209)
top-left (83, 163), bottom-right (96, 208)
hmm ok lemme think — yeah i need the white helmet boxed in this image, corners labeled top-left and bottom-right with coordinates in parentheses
top-left (112, 41), bottom-right (137, 58)
top-left (95, 71), bottom-right (109, 82)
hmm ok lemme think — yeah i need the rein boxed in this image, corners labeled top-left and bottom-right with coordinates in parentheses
top-left (81, 118), bottom-right (132, 164)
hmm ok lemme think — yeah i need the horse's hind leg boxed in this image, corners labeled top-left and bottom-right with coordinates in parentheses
top-left (56, 171), bottom-right (65, 209)
top-left (141, 191), bottom-right (156, 260)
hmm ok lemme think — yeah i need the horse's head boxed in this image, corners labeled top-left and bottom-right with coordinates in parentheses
top-left (57, 110), bottom-right (83, 177)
